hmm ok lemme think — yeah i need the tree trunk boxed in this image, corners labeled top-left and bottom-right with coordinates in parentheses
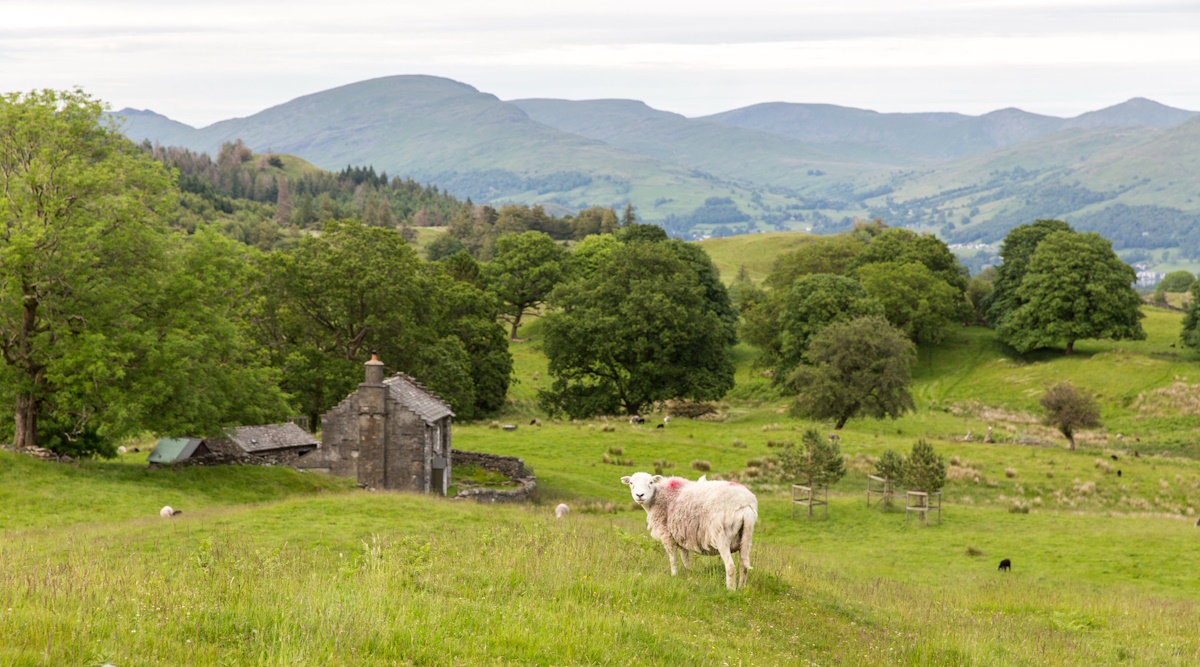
top-left (1066, 430), bottom-right (1076, 451)
top-left (509, 311), bottom-right (523, 341)
top-left (13, 394), bottom-right (38, 449)
top-left (835, 414), bottom-right (849, 429)
top-left (1065, 340), bottom-right (1074, 355)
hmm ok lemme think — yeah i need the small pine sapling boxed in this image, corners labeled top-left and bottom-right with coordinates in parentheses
top-left (903, 439), bottom-right (947, 494)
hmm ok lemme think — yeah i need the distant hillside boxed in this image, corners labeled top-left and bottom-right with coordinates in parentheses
top-left (701, 98), bottom-right (1197, 160)
top-left (512, 98), bottom-right (914, 195)
top-left (115, 76), bottom-right (1200, 248)
top-left (115, 76), bottom-right (800, 235)
top-left (855, 118), bottom-right (1200, 255)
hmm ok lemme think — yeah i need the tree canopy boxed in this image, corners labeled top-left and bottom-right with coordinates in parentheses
top-left (776, 274), bottom-right (884, 379)
top-left (485, 231), bottom-right (568, 340)
top-left (789, 315), bottom-right (916, 429)
top-left (858, 261), bottom-right (966, 345)
top-left (985, 219), bottom-right (1072, 326)
top-left (253, 220), bottom-right (510, 425)
top-left (998, 230), bottom-right (1144, 354)
top-left (0, 90), bottom-right (289, 452)
top-left (539, 240), bottom-right (735, 418)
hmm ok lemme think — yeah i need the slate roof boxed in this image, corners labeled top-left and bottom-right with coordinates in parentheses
top-left (148, 437), bottom-right (206, 464)
top-left (384, 373), bottom-right (454, 423)
top-left (226, 423), bottom-right (319, 453)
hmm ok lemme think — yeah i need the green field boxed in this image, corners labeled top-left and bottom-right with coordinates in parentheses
top-left (4, 306), bottom-right (1200, 665)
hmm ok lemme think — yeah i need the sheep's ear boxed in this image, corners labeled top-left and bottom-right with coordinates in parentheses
top-left (620, 476), bottom-right (632, 485)
top-left (652, 475), bottom-right (664, 483)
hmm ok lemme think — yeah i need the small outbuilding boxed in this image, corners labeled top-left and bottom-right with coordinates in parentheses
top-left (147, 437), bottom-right (211, 465)
top-left (219, 423), bottom-right (319, 464)
top-left (295, 355), bottom-right (454, 494)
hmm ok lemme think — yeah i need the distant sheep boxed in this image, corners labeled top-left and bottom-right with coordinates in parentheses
top-left (663, 416), bottom-right (671, 426)
top-left (998, 558), bottom-right (1011, 571)
top-left (117, 446), bottom-right (127, 454)
top-left (629, 415), bottom-right (645, 425)
top-left (554, 503), bottom-right (569, 518)
top-left (160, 506), bottom-right (182, 518)
top-left (656, 424), bottom-right (664, 429)
top-left (621, 472), bottom-right (758, 590)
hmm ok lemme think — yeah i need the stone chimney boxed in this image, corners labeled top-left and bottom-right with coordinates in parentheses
top-left (357, 352), bottom-right (388, 488)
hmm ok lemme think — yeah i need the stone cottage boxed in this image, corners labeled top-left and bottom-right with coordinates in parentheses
top-left (295, 355), bottom-right (454, 494)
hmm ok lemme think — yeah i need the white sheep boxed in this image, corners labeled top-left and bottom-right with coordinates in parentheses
top-left (621, 472), bottom-right (757, 590)
top-left (554, 503), bottom-right (570, 518)
top-left (159, 505), bottom-right (181, 518)
top-left (117, 445), bottom-right (127, 454)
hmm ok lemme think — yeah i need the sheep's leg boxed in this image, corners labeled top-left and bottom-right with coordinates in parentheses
top-left (717, 543), bottom-right (736, 590)
top-left (738, 526), bottom-right (753, 589)
top-left (679, 549), bottom-right (691, 570)
top-left (661, 538), bottom-right (679, 576)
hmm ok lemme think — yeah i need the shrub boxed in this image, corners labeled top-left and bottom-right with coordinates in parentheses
top-left (665, 400), bottom-right (718, 419)
top-left (1009, 500), bottom-right (1031, 514)
top-left (691, 460), bottom-right (711, 472)
top-left (1040, 382), bottom-right (1100, 450)
top-left (731, 438), bottom-right (747, 449)
top-left (608, 447), bottom-right (624, 456)
top-left (1005, 467), bottom-right (1017, 478)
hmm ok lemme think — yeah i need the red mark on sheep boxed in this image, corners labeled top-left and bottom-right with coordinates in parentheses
top-left (729, 482), bottom-right (741, 486)
top-left (667, 479), bottom-right (682, 490)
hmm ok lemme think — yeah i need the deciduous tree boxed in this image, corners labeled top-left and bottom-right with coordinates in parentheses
top-left (789, 315), bottom-right (916, 429)
top-left (486, 231), bottom-right (568, 340)
top-left (999, 231), bottom-right (1144, 354)
top-left (538, 242), bottom-right (735, 417)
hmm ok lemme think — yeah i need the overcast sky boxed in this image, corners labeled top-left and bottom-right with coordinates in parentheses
top-left (4, 0), bottom-right (1200, 127)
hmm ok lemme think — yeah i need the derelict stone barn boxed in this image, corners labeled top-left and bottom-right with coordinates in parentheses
top-left (296, 355), bottom-right (453, 494)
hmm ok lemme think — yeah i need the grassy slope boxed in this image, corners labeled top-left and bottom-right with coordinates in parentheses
top-left (697, 231), bottom-right (818, 283)
top-left (5, 294), bottom-right (1200, 664)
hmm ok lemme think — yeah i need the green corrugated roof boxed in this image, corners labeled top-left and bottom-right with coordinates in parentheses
top-left (148, 437), bottom-right (203, 464)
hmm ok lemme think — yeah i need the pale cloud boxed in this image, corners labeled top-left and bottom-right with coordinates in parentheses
top-left (2, 0), bottom-right (1198, 125)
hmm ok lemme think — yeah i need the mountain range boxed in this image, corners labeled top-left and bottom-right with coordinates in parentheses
top-left (115, 75), bottom-right (1200, 260)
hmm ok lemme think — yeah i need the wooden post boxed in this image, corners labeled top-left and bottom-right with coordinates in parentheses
top-left (867, 475), bottom-right (893, 508)
top-left (792, 484), bottom-right (828, 520)
top-left (906, 490), bottom-right (942, 525)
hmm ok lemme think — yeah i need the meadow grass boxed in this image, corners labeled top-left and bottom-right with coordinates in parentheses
top-left (4, 304), bottom-right (1200, 664)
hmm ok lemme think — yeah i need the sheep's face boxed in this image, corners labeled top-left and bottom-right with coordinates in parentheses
top-left (621, 472), bottom-right (664, 506)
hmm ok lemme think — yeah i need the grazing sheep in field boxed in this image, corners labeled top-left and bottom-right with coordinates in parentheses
top-left (656, 424), bottom-right (664, 429)
top-left (621, 472), bottom-right (758, 590)
top-left (554, 503), bottom-right (570, 518)
top-left (663, 416), bottom-right (671, 425)
top-left (629, 415), bottom-right (645, 425)
top-left (998, 558), bottom-right (1011, 571)
top-left (117, 446), bottom-right (127, 454)
top-left (160, 506), bottom-right (181, 518)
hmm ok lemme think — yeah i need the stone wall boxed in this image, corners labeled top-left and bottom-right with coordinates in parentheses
top-left (451, 449), bottom-right (528, 478)
top-left (454, 476), bottom-right (536, 503)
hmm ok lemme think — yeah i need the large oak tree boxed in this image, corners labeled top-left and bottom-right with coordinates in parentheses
top-left (539, 240), bottom-right (735, 418)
